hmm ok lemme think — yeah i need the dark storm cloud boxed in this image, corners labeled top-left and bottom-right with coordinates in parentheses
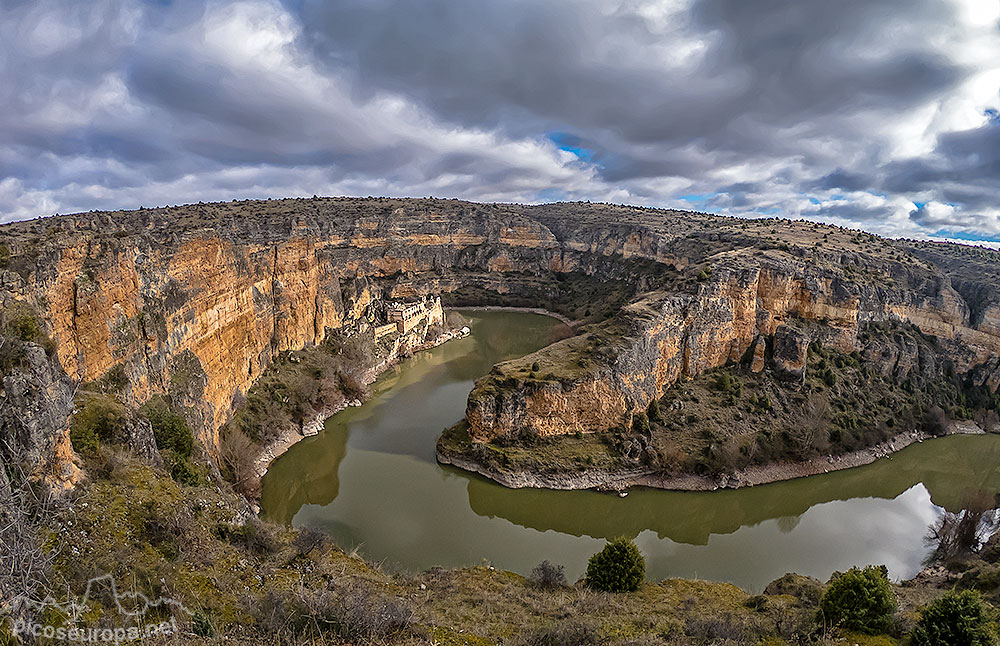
top-left (812, 169), bottom-right (875, 193)
top-left (883, 118), bottom-right (1000, 211)
top-left (295, 0), bottom-right (960, 150)
top-left (0, 0), bottom-right (997, 236)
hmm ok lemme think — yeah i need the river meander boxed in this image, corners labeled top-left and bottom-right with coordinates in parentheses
top-left (261, 310), bottom-right (1000, 590)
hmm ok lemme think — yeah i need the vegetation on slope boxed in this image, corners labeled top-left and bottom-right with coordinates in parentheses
top-left (2, 441), bottom-right (998, 645)
top-left (441, 320), bottom-right (1000, 483)
top-left (218, 331), bottom-right (377, 497)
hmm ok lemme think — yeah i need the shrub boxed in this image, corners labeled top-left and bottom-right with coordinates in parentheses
top-left (338, 370), bottom-right (369, 401)
top-left (647, 399), bottom-right (662, 422)
top-left (192, 612), bottom-right (214, 637)
top-left (586, 537), bottom-right (645, 592)
top-left (632, 411), bottom-right (650, 434)
top-left (819, 565), bottom-right (897, 634)
top-left (292, 527), bottom-right (326, 557)
top-left (328, 584), bottom-right (413, 641)
top-left (141, 397), bottom-right (194, 458)
top-left (253, 583), bottom-right (412, 642)
top-left (911, 590), bottom-right (994, 646)
top-left (7, 312), bottom-right (42, 343)
top-left (2, 304), bottom-right (56, 356)
top-left (923, 406), bottom-right (949, 436)
top-left (530, 560), bottom-right (567, 589)
top-left (70, 396), bottom-right (127, 456)
top-left (169, 456), bottom-right (199, 486)
top-left (685, 614), bottom-right (748, 642)
top-left (217, 519), bottom-right (278, 556)
top-left (531, 361), bottom-right (541, 372)
top-left (517, 621), bottom-right (599, 646)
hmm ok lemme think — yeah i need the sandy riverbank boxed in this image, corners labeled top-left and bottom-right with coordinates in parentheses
top-left (438, 421), bottom-right (989, 492)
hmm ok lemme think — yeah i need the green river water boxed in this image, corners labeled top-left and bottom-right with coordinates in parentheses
top-left (260, 310), bottom-right (1000, 590)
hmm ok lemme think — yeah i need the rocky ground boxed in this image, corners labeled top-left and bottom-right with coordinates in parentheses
top-left (4, 442), bottom-right (998, 646)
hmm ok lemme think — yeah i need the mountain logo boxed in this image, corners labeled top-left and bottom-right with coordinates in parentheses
top-left (3, 573), bottom-right (191, 643)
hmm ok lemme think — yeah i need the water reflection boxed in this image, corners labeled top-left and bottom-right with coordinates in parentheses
top-left (261, 311), bottom-right (1000, 590)
top-left (458, 434), bottom-right (1000, 546)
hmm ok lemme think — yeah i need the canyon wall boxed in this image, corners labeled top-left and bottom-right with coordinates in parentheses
top-left (2, 198), bottom-right (999, 479)
top-left (0, 200), bottom-right (574, 460)
top-left (465, 255), bottom-right (1000, 440)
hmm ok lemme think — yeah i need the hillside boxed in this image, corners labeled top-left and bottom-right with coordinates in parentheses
top-left (1, 198), bottom-right (999, 495)
top-left (3, 197), bottom-right (1000, 644)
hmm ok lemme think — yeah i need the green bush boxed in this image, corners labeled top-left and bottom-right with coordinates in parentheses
top-left (69, 424), bottom-right (99, 456)
top-left (192, 612), bottom-right (214, 637)
top-left (2, 304), bottom-right (56, 356)
top-left (586, 537), bottom-right (645, 593)
top-left (911, 590), bottom-right (995, 646)
top-left (7, 312), bottom-right (42, 343)
top-left (819, 565), bottom-right (896, 634)
top-left (632, 411), bottom-right (650, 434)
top-left (647, 399), bottom-right (662, 422)
top-left (70, 397), bottom-right (127, 456)
top-left (531, 361), bottom-right (540, 372)
top-left (169, 456), bottom-right (199, 486)
top-left (141, 398), bottom-right (194, 458)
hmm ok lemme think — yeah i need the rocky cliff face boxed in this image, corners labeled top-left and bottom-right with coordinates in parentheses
top-left (0, 344), bottom-right (80, 492)
top-left (1, 198), bottom-right (999, 479)
top-left (465, 250), bottom-right (1000, 440)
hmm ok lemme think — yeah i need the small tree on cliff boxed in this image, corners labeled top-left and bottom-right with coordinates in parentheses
top-left (819, 565), bottom-right (896, 634)
top-left (586, 537), bottom-right (645, 593)
top-left (632, 411), bottom-right (650, 435)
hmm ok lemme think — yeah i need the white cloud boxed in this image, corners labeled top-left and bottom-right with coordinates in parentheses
top-left (0, 0), bottom-right (997, 243)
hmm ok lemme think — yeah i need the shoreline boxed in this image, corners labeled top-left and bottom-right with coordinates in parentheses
top-left (253, 326), bottom-right (469, 481)
top-left (454, 305), bottom-right (575, 328)
top-left (437, 421), bottom-right (989, 492)
top-left (253, 308), bottom-right (574, 481)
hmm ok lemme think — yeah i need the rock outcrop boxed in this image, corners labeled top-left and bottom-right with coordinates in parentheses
top-left (464, 256), bottom-right (1000, 441)
top-left (1, 198), bottom-right (999, 483)
top-left (0, 344), bottom-right (81, 493)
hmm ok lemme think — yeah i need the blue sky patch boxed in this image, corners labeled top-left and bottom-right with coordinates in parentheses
top-left (932, 229), bottom-right (1000, 243)
top-left (548, 132), bottom-right (597, 163)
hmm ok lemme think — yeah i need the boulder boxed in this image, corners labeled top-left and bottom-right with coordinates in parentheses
top-left (772, 325), bottom-right (809, 383)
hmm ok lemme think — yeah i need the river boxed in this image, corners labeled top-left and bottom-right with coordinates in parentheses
top-left (260, 310), bottom-right (1000, 590)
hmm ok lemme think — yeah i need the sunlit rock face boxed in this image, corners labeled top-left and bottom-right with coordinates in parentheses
top-left (1, 197), bottom-right (998, 467)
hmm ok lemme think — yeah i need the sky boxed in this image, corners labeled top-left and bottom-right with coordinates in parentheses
top-left (0, 0), bottom-right (998, 241)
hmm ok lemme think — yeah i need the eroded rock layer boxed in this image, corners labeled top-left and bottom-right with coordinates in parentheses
top-left (1, 197), bottom-right (999, 476)
top-left (466, 257), bottom-right (1000, 440)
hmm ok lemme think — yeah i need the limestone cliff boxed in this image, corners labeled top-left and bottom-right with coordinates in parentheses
top-left (465, 250), bottom-right (1000, 440)
top-left (1, 198), bottom-right (999, 483)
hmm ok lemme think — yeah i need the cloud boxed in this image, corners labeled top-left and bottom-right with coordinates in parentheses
top-left (0, 0), bottom-right (997, 241)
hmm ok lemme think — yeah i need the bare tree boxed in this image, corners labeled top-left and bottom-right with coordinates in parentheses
top-left (789, 394), bottom-right (831, 458)
top-left (0, 451), bottom-right (61, 623)
top-left (219, 428), bottom-right (261, 499)
top-left (925, 489), bottom-right (1000, 563)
